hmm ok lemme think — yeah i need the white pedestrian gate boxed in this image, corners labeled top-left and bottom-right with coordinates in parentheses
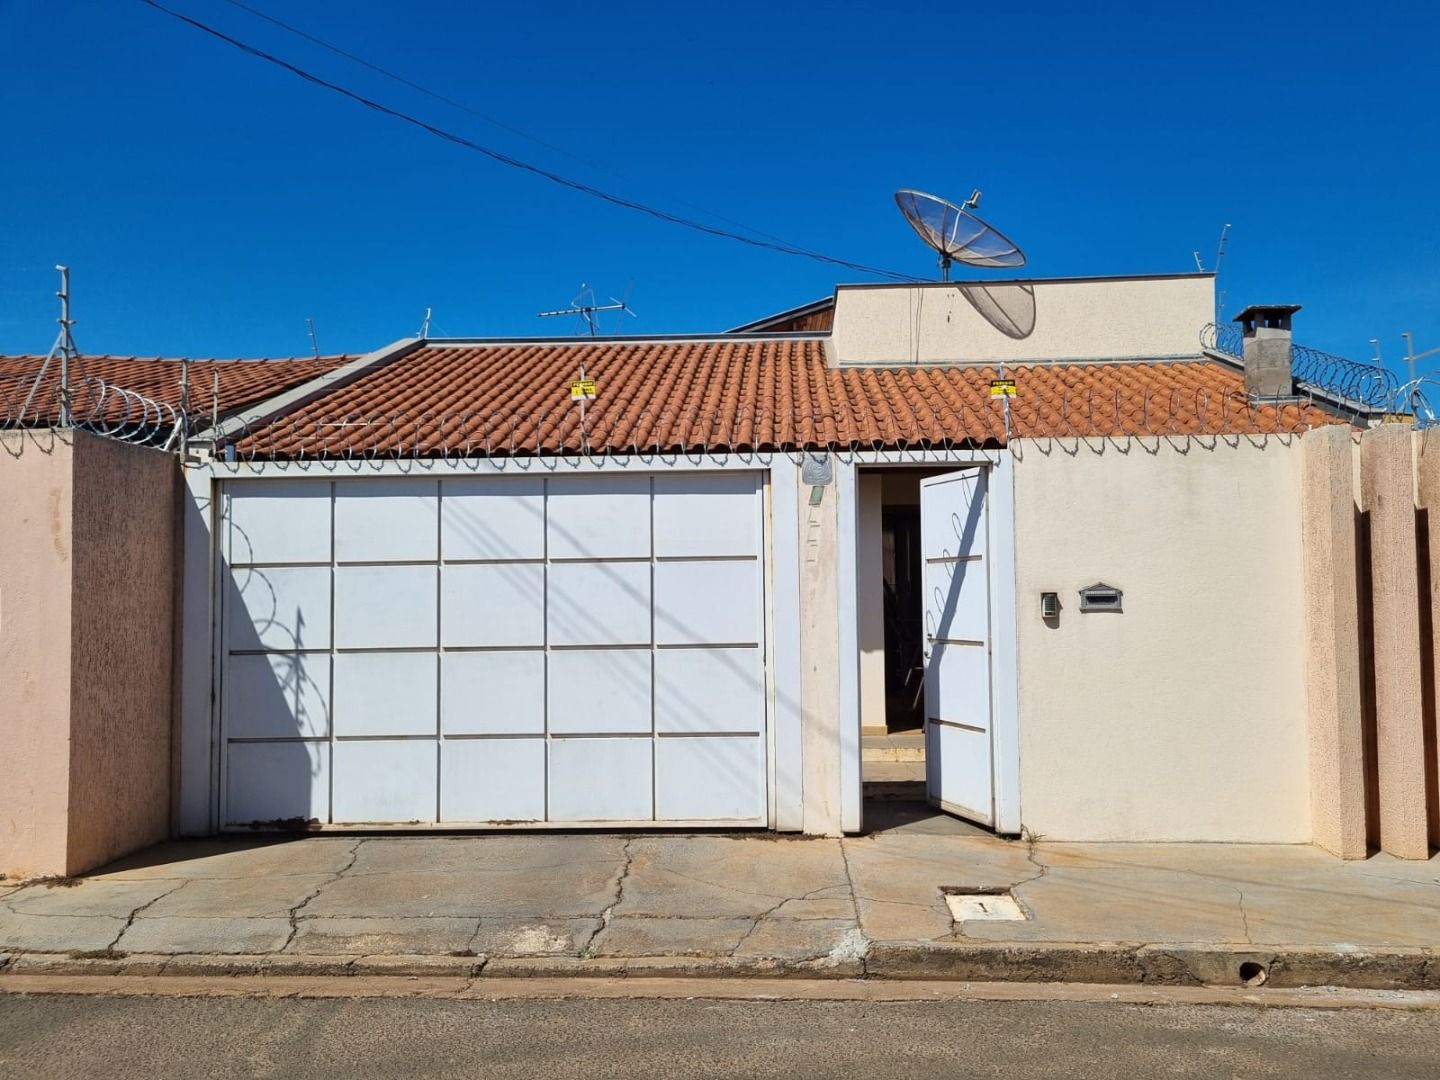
top-left (920, 468), bottom-right (994, 826)
top-left (216, 473), bottom-right (768, 828)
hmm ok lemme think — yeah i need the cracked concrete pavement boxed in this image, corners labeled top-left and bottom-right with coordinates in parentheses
top-left (2, 809), bottom-right (1439, 987)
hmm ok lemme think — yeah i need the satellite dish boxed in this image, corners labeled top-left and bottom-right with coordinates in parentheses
top-left (894, 189), bottom-right (1026, 279)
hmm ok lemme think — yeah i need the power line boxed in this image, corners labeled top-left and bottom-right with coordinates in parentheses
top-left (138, 0), bottom-right (918, 283)
top-left (218, 0), bottom-right (577, 162)
top-left (217, 0), bottom-right (826, 255)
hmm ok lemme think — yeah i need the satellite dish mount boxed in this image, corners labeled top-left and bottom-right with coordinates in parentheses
top-left (894, 188), bottom-right (1026, 281)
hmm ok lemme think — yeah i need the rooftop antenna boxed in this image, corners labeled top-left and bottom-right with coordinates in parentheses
top-left (419, 307), bottom-right (432, 338)
top-left (537, 283), bottom-right (637, 336)
top-left (894, 189), bottom-right (1026, 281)
top-left (1213, 223), bottom-right (1231, 323)
top-left (305, 318), bottom-right (321, 358)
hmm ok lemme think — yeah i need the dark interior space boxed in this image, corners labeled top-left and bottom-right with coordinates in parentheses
top-left (882, 503), bottom-right (924, 733)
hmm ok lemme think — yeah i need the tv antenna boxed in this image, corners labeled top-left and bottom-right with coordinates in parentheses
top-left (894, 189), bottom-right (1026, 281)
top-left (1213, 223), bottom-right (1231, 322)
top-left (305, 317), bottom-right (321, 358)
top-left (1195, 224), bottom-right (1232, 322)
top-left (537, 283), bottom-right (637, 336)
top-left (419, 307), bottom-right (432, 338)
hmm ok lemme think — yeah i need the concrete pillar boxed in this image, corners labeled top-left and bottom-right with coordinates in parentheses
top-left (0, 432), bottom-right (77, 879)
top-left (1412, 428), bottom-right (1440, 850)
top-left (799, 460), bottom-right (841, 835)
top-left (1301, 426), bottom-right (1367, 858)
top-left (857, 474), bottom-right (887, 736)
top-left (1359, 426), bottom-right (1429, 858)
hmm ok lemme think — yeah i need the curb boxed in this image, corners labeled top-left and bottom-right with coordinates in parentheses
top-left (863, 943), bottom-right (1438, 991)
top-left (2, 944), bottom-right (1436, 990)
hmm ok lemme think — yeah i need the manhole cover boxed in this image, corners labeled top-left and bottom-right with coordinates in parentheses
top-left (944, 891), bottom-right (1027, 922)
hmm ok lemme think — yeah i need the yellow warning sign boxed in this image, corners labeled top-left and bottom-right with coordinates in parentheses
top-left (989, 379), bottom-right (1017, 398)
top-left (570, 379), bottom-right (597, 401)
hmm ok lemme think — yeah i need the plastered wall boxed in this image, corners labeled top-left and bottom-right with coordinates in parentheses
top-left (66, 434), bottom-right (176, 872)
top-left (0, 430), bottom-right (176, 878)
top-left (1012, 435), bottom-right (1312, 842)
top-left (0, 431), bottom-right (76, 879)
top-left (830, 274), bottom-right (1214, 366)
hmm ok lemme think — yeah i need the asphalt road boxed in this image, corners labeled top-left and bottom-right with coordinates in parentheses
top-left (3, 993), bottom-right (1439, 1079)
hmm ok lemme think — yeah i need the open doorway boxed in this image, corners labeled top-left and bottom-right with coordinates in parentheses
top-left (859, 467), bottom-right (954, 796)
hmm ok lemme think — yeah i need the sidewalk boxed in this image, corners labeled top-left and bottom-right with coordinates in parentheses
top-left (2, 804), bottom-right (1438, 989)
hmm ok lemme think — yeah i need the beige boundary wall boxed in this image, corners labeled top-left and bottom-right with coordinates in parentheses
top-left (1303, 425), bottom-right (1440, 859)
top-left (0, 430), bottom-right (177, 878)
top-left (1012, 435), bottom-right (1313, 843)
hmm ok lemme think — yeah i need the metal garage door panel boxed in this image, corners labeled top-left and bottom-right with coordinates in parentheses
top-left (925, 558), bottom-right (988, 644)
top-left (334, 478), bottom-right (438, 563)
top-left (654, 560), bottom-right (760, 645)
top-left (441, 651), bottom-right (545, 735)
top-left (547, 475), bottom-right (650, 559)
top-left (441, 477), bottom-right (545, 560)
top-left (227, 565), bottom-right (332, 652)
top-left (653, 474), bottom-right (759, 557)
top-left (333, 652), bottom-right (437, 737)
top-left (220, 470), bottom-right (770, 831)
top-left (332, 741), bottom-right (437, 823)
top-left (654, 648), bottom-right (763, 734)
top-left (927, 722), bottom-right (992, 822)
top-left (440, 739), bottom-right (546, 822)
top-left (548, 561), bottom-right (651, 645)
top-left (655, 737), bottom-right (764, 820)
top-left (548, 738), bottom-right (653, 820)
top-left (226, 741), bottom-right (329, 826)
top-left (224, 654), bottom-right (330, 740)
top-left (924, 641), bottom-right (991, 726)
top-left (549, 649), bottom-right (652, 734)
top-left (333, 565), bottom-right (437, 649)
top-left (441, 563), bottom-right (544, 647)
top-left (921, 471), bottom-right (987, 561)
top-left (227, 480), bottom-right (331, 565)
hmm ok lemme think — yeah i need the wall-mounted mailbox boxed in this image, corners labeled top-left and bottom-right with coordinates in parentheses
top-left (1040, 591), bottom-right (1061, 619)
top-left (1078, 582), bottom-right (1123, 612)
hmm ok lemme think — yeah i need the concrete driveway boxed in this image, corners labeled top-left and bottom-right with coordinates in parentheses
top-left (3, 805), bottom-right (1439, 987)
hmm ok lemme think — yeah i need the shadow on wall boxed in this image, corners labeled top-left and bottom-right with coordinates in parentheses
top-left (958, 282), bottom-right (1036, 341)
top-left (221, 558), bottom-right (329, 829)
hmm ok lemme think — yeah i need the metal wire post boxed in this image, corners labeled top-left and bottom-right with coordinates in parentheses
top-left (55, 265), bottom-right (76, 428)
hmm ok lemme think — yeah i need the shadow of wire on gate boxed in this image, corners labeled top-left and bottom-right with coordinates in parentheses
top-left (221, 518), bottom-right (329, 828)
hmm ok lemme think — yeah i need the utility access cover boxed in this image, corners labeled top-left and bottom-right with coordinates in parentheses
top-left (944, 891), bottom-right (1027, 922)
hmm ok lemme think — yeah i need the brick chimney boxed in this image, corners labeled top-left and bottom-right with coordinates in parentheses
top-left (1233, 304), bottom-right (1301, 397)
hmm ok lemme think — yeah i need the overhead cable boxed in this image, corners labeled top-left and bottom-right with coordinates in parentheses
top-left (139, 0), bottom-right (918, 283)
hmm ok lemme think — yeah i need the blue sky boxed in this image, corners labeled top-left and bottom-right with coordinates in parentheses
top-left (2, 0), bottom-right (1436, 371)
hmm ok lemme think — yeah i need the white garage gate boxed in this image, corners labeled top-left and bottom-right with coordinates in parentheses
top-left (216, 471), bottom-right (768, 828)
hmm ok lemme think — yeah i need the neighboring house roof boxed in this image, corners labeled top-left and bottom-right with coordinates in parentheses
top-left (727, 297), bottom-right (836, 334)
top-left (222, 337), bottom-right (1349, 459)
top-left (0, 353), bottom-right (351, 424)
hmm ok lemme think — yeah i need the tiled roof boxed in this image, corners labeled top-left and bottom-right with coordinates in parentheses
top-left (225, 339), bottom-right (1349, 458)
top-left (0, 353), bottom-right (350, 424)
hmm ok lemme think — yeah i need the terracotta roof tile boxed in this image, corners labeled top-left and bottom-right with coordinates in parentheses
top-left (0, 353), bottom-right (351, 425)
top-left (226, 339), bottom-right (1350, 458)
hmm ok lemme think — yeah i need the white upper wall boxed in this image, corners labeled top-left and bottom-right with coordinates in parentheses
top-left (829, 273), bottom-right (1215, 366)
